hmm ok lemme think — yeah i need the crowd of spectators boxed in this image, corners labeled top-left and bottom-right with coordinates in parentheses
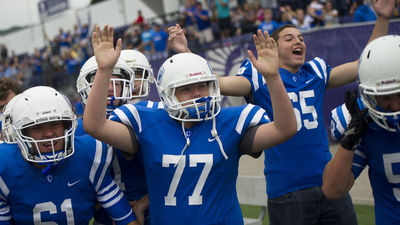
top-left (0, 0), bottom-right (399, 106)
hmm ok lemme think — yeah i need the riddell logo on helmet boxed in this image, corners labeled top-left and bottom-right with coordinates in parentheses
top-left (377, 79), bottom-right (399, 86)
top-left (188, 72), bottom-right (203, 76)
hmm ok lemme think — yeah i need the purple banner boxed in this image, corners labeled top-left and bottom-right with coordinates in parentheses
top-left (148, 21), bottom-right (400, 140)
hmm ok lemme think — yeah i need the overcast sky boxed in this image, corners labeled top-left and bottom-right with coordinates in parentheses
top-left (0, 0), bottom-right (90, 30)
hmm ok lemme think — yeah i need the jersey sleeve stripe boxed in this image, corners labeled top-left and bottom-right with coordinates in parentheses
top-left (100, 191), bottom-right (124, 208)
top-left (352, 162), bottom-right (363, 168)
top-left (331, 107), bottom-right (345, 134)
top-left (308, 60), bottom-right (323, 81)
top-left (0, 215), bottom-right (11, 222)
top-left (0, 202), bottom-right (10, 219)
top-left (355, 149), bottom-right (367, 159)
top-left (89, 140), bottom-right (103, 184)
top-left (125, 104), bottom-right (142, 133)
top-left (342, 105), bottom-right (351, 124)
top-left (97, 181), bottom-right (121, 204)
top-left (315, 57), bottom-right (328, 84)
top-left (97, 180), bottom-right (115, 195)
top-left (95, 145), bottom-right (114, 192)
top-left (249, 61), bottom-right (260, 91)
top-left (235, 104), bottom-right (255, 134)
top-left (249, 108), bottom-right (266, 127)
top-left (114, 108), bottom-right (133, 128)
top-left (0, 177), bottom-right (9, 197)
top-left (112, 210), bottom-right (133, 221)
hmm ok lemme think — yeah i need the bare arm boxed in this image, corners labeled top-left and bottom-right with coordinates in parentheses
top-left (131, 195), bottom-right (149, 225)
top-left (322, 145), bottom-right (355, 199)
top-left (83, 25), bottom-right (137, 154)
top-left (327, 0), bottom-right (396, 89)
top-left (249, 30), bottom-right (297, 152)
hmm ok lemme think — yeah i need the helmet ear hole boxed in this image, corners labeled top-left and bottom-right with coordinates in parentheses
top-left (358, 35), bottom-right (400, 132)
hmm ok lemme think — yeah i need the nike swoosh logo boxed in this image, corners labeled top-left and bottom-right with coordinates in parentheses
top-left (305, 78), bottom-right (314, 84)
top-left (68, 180), bottom-right (81, 187)
top-left (208, 138), bottom-right (216, 142)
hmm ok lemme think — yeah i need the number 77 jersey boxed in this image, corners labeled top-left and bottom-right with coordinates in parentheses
top-left (110, 102), bottom-right (270, 225)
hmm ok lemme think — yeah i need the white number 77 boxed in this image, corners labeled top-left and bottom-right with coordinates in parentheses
top-left (163, 154), bottom-right (213, 206)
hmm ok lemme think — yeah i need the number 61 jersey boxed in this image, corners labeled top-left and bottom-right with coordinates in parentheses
top-left (0, 135), bottom-right (135, 225)
top-left (110, 103), bottom-right (270, 225)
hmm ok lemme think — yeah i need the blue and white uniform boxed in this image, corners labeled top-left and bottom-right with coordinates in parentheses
top-left (330, 102), bottom-right (400, 225)
top-left (238, 57), bottom-right (332, 198)
top-left (110, 103), bottom-right (270, 225)
top-left (75, 102), bottom-right (164, 225)
top-left (0, 135), bottom-right (135, 225)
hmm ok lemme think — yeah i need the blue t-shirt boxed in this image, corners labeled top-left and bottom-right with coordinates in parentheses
top-left (353, 5), bottom-right (377, 22)
top-left (110, 103), bottom-right (270, 225)
top-left (238, 57), bottom-right (332, 198)
top-left (153, 30), bottom-right (168, 52)
top-left (0, 136), bottom-right (135, 225)
top-left (258, 20), bottom-right (279, 34)
top-left (195, 9), bottom-right (211, 31)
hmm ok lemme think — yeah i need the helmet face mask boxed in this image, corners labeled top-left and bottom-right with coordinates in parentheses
top-left (77, 56), bottom-right (134, 116)
top-left (157, 53), bottom-right (221, 121)
top-left (358, 35), bottom-right (400, 133)
top-left (11, 86), bottom-right (77, 164)
top-left (120, 50), bottom-right (154, 104)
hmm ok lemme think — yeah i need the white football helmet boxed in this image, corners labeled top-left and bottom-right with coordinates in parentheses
top-left (76, 56), bottom-right (134, 116)
top-left (1, 93), bottom-right (20, 143)
top-left (156, 53), bottom-right (221, 121)
top-left (11, 86), bottom-right (77, 164)
top-left (358, 35), bottom-right (400, 132)
top-left (120, 49), bottom-right (154, 103)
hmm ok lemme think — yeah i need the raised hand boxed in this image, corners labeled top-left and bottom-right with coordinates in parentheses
top-left (248, 30), bottom-right (279, 78)
top-left (92, 24), bottom-right (122, 72)
top-left (167, 24), bottom-right (191, 53)
top-left (372, 0), bottom-right (397, 19)
top-left (341, 89), bottom-right (371, 150)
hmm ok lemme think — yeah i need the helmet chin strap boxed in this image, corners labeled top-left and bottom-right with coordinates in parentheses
top-left (174, 100), bottom-right (228, 168)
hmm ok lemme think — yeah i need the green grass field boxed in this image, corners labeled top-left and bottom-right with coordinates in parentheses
top-left (241, 204), bottom-right (375, 225)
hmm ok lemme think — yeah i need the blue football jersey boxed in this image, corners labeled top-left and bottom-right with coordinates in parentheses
top-left (110, 103), bottom-right (270, 225)
top-left (75, 105), bottom-right (149, 225)
top-left (238, 57), bottom-right (332, 198)
top-left (330, 102), bottom-right (400, 225)
top-left (330, 97), bottom-right (364, 141)
top-left (0, 135), bottom-right (135, 225)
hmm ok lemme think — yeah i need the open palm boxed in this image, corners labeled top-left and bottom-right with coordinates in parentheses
top-left (92, 25), bottom-right (122, 71)
top-left (248, 30), bottom-right (279, 78)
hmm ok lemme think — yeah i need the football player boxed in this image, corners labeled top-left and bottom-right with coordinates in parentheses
top-left (0, 86), bottom-right (138, 225)
top-left (167, 1), bottom-right (397, 224)
top-left (323, 35), bottom-right (400, 225)
top-left (77, 52), bottom-right (151, 225)
top-left (0, 77), bottom-right (22, 141)
top-left (83, 25), bottom-right (296, 224)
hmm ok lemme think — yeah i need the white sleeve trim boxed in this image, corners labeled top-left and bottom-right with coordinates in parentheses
top-left (235, 104), bottom-right (255, 134)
